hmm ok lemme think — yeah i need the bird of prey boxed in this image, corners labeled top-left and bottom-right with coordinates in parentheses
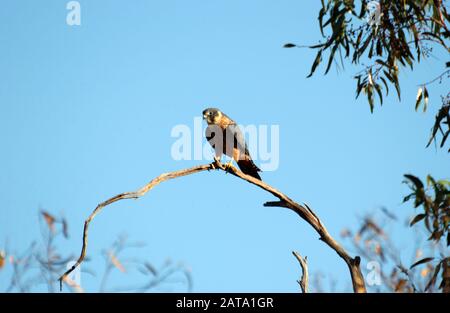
top-left (203, 108), bottom-right (262, 180)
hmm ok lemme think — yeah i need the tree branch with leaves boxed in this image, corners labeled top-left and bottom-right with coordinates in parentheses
top-left (285, 0), bottom-right (450, 150)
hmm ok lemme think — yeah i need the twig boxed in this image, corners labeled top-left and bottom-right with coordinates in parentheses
top-left (293, 251), bottom-right (309, 293)
top-left (58, 160), bottom-right (366, 293)
top-left (419, 69), bottom-right (450, 87)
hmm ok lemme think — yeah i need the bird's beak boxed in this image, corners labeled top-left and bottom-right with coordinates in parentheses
top-left (203, 114), bottom-right (207, 120)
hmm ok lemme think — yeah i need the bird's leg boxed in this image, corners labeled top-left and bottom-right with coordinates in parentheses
top-left (210, 156), bottom-right (221, 170)
top-left (223, 159), bottom-right (237, 174)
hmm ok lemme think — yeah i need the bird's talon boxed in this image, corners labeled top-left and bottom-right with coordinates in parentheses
top-left (213, 157), bottom-right (221, 168)
top-left (224, 161), bottom-right (236, 173)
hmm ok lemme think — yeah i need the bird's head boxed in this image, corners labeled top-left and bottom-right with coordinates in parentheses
top-left (202, 108), bottom-right (222, 125)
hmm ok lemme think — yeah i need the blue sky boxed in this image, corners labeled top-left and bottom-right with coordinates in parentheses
top-left (0, 0), bottom-right (448, 292)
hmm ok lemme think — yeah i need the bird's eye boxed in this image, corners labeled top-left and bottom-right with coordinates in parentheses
top-left (208, 112), bottom-right (213, 115)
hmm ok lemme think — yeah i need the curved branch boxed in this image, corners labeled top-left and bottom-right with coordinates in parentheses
top-left (58, 160), bottom-right (366, 293)
top-left (58, 163), bottom-right (213, 290)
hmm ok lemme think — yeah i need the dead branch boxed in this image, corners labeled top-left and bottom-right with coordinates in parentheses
top-left (293, 251), bottom-right (309, 293)
top-left (58, 160), bottom-right (366, 292)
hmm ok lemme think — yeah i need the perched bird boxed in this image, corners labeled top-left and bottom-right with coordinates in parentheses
top-left (203, 108), bottom-right (262, 180)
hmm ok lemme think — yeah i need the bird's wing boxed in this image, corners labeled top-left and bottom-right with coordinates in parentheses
top-left (227, 123), bottom-right (262, 179)
top-left (226, 123), bottom-right (248, 154)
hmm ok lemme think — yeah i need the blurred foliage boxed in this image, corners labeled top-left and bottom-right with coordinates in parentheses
top-left (426, 92), bottom-right (450, 151)
top-left (339, 207), bottom-right (448, 292)
top-left (403, 174), bottom-right (449, 244)
top-left (285, 0), bottom-right (450, 150)
top-left (403, 174), bottom-right (450, 292)
top-left (341, 175), bottom-right (450, 293)
top-left (0, 210), bottom-right (192, 293)
top-left (326, 174), bottom-right (449, 293)
top-left (340, 210), bottom-right (420, 292)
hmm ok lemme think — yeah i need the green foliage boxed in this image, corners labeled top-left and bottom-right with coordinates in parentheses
top-left (410, 257), bottom-right (435, 269)
top-left (286, 0), bottom-right (450, 149)
top-left (403, 174), bottom-right (450, 291)
top-left (311, 0), bottom-right (449, 104)
top-left (426, 93), bottom-right (450, 152)
top-left (403, 174), bottom-right (449, 243)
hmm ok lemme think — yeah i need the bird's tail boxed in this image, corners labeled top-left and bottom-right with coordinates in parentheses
top-left (237, 158), bottom-right (262, 180)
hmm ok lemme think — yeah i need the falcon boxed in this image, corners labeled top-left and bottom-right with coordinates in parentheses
top-left (203, 108), bottom-right (262, 180)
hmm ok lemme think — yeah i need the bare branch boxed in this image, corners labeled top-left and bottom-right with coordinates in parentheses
top-left (58, 160), bottom-right (366, 293)
top-left (293, 251), bottom-right (309, 293)
top-left (58, 163), bottom-right (214, 290)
